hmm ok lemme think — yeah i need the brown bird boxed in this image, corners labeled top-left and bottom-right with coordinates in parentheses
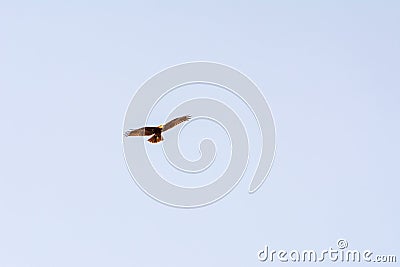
top-left (124, 115), bottom-right (191, 143)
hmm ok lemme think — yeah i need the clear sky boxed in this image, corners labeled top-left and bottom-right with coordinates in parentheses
top-left (0, 1), bottom-right (399, 266)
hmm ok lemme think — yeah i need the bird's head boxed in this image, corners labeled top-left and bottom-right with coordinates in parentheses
top-left (158, 124), bottom-right (163, 129)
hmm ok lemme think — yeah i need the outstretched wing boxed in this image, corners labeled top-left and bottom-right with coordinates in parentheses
top-left (124, 127), bottom-right (156, 137)
top-left (162, 115), bottom-right (191, 132)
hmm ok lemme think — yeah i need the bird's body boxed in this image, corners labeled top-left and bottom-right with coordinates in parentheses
top-left (141, 125), bottom-right (164, 143)
top-left (124, 115), bottom-right (190, 143)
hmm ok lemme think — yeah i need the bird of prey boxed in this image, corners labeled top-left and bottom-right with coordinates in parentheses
top-left (124, 115), bottom-right (191, 143)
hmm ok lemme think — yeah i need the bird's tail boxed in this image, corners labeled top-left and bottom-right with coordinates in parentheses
top-left (147, 134), bottom-right (163, 143)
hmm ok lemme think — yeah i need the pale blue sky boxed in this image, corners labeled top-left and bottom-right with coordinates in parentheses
top-left (0, 1), bottom-right (399, 266)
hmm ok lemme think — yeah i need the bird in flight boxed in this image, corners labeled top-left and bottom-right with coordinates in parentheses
top-left (124, 115), bottom-right (191, 143)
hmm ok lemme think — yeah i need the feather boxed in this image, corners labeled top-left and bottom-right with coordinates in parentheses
top-left (162, 115), bottom-right (191, 132)
top-left (124, 127), bottom-right (156, 137)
